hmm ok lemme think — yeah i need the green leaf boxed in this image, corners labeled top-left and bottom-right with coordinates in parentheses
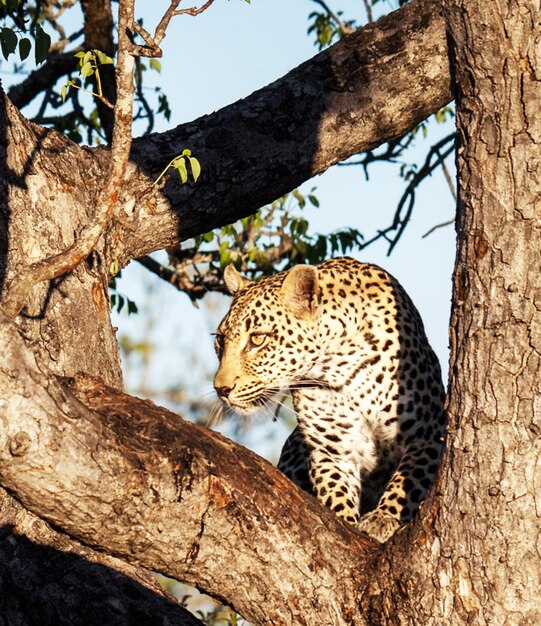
top-left (1, 28), bottom-right (18, 60)
top-left (74, 51), bottom-right (86, 59)
top-left (34, 23), bottom-right (51, 65)
top-left (188, 156), bottom-right (201, 182)
top-left (61, 83), bottom-right (68, 102)
top-left (181, 148), bottom-right (192, 157)
top-left (149, 58), bottom-right (161, 72)
top-left (157, 94), bottom-right (171, 121)
top-left (174, 157), bottom-right (188, 184)
top-left (127, 299), bottom-right (138, 315)
top-left (220, 248), bottom-right (231, 268)
top-left (18, 37), bottom-right (31, 61)
top-left (80, 61), bottom-right (94, 77)
top-left (95, 50), bottom-right (114, 65)
top-left (292, 189), bottom-right (306, 208)
top-left (82, 50), bottom-right (93, 67)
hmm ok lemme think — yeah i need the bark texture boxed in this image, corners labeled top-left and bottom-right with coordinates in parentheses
top-left (353, 1), bottom-right (541, 624)
top-left (442, 0), bottom-right (541, 622)
top-left (0, 95), bottom-right (122, 385)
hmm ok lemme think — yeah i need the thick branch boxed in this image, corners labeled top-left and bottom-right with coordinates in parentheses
top-left (105, 0), bottom-right (451, 265)
top-left (1, 0), bottom-right (451, 295)
top-left (0, 315), bottom-right (376, 626)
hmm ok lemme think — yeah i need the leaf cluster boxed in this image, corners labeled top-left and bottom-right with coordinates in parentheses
top-left (0, 0), bottom-right (50, 64)
top-left (307, 9), bottom-right (355, 50)
top-left (61, 49), bottom-right (114, 103)
top-left (153, 149), bottom-right (202, 188)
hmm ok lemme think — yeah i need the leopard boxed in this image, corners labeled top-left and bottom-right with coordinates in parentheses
top-left (213, 256), bottom-right (446, 543)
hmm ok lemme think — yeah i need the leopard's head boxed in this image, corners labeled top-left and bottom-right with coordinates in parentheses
top-left (213, 264), bottom-right (323, 414)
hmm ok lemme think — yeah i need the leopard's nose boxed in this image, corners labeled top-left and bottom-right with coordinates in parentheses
top-left (215, 384), bottom-right (235, 399)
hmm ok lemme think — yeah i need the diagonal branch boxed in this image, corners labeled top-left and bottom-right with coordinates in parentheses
top-left (1, 0), bottom-right (452, 316)
top-left (0, 314), bottom-right (377, 626)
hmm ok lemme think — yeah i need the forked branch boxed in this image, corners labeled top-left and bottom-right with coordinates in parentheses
top-left (131, 0), bottom-right (217, 58)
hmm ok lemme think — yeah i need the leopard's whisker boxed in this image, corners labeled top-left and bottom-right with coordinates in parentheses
top-left (204, 399), bottom-right (224, 428)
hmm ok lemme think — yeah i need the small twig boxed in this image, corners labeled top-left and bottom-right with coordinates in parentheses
top-left (386, 133), bottom-right (456, 254)
top-left (362, 0), bottom-right (373, 23)
top-left (130, 0), bottom-right (217, 58)
top-left (136, 255), bottom-right (224, 304)
top-left (420, 142), bottom-right (457, 238)
top-left (131, 21), bottom-right (158, 49)
top-left (153, 0), bottom-right (182, 48)
top-left (133, 58), bottom-right (155, 134)
top-left (440, 153), bottom-right (457, 201)
top-left (173, 0), bottom-right (217, 18)
top-left (339, 134), bottom-right (415, 179)
top-left (422, 219), bottom-right (455, 239)
top-left (337, 133), bottom-right (457, 257)
top-left (65, 80), bottom-right (115, 109)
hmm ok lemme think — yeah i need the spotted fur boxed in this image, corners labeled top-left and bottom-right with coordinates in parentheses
top-left (213, 257), bottom-right (446, 542)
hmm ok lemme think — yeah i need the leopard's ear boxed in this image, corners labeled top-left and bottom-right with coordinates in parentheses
top-left (280, 264), bottom-right (320, 319)
top-left (223, 264), bottom-right (252, 295)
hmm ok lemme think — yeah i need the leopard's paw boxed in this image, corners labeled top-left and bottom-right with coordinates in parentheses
top-left (357, 509), bottom-right (401, 543)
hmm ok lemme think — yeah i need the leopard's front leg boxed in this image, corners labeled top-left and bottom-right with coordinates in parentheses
top-left (358, 434), bottom-right (445, 543)
top-left (308, 449), bottom-right (362, 525)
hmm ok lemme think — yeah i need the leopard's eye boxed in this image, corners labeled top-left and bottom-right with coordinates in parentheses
top-left (212, 333), bottom-right (225, 358)
top-left (248, 333), bottom-right (267, 349)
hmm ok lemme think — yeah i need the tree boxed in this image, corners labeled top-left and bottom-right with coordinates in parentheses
top-left (0, 0), bottom-right (539, 624)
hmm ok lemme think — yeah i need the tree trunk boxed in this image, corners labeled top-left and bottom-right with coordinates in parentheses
top-left (440, 0), bottom-right (541, 621)
top-left (356, 1), bottom-right (541, 623)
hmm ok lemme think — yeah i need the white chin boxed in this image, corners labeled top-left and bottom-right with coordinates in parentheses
top-left (231, 404), bottom-right (261, 417)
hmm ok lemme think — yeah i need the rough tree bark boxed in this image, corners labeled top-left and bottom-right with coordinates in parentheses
top-left (357, 1), bottom-right (541, 624)
top-left (0, 0), bottom-right (537, 623)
